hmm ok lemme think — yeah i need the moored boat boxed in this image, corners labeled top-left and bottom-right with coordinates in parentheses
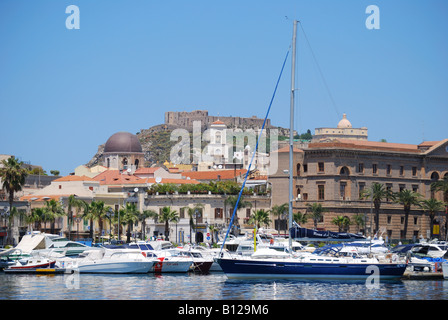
top-left (6, 258), bottom-right (56, 271)
top-left (217, 245), bottom-right (407, 280)
top-left (62, 248), bottom-right (156, 274)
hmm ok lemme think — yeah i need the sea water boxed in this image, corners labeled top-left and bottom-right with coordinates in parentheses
top-left (1, 272), bottom-right (448, 300)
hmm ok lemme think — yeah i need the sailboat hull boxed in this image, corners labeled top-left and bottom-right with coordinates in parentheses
top-left (217, 257), bottom-right (407, 280)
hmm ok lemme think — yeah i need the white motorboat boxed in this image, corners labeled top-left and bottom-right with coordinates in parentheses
top-left (5, 257), bottom-right (56, 273)
top-left (166, 248), bottom-right (214, 273)
top-left (61, 248), bottom-right (156, 274)
top-left (146, 249), bottom-right (194, 273)
top-left (123, 241), bottom-right (194, 273)
top-left (410, 243), bottom-right (448, 259)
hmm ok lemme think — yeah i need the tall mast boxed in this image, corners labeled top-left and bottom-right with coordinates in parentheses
top-left (289, 20), bottom-right (297, 251)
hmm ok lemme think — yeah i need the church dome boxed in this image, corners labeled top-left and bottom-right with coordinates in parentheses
top-left (103, 132), bottom-right (143, 153)
top-left (337, 113), bottom-right (352, 128)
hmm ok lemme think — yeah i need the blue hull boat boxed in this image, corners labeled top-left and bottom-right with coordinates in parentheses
top-left (217, 257), bottom-right (407, 280)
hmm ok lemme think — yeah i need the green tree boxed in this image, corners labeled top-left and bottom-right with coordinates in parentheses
top-left (183, 203), bottom-right (204, 243)
top-left (80, 200), bottom-right (95, 240)
top-left (352, 214), bottom-right (366, 234)
top-left (431, 175), bottom-right (448, 204)
top-left (248, 209), bottom-right (271, 229)
top-left (158, 206), bottom-right (179, 241)
top-left (139, 209), bottom-right (158, 241)
top-left (293, 212), bottom-right (308, 225)
top-left (122, 202), bottom-right (139, 243)
top-left (360, 183), bottom-right (394, 234)
top-left (44, 199), bottom-right (65, 235)
top-left (306, 203), bottom-right (327, 230)
top-left (90, 201), bottom-right (111, 242)
top-left (394, 189), bottom-right (422, 240)
top-left (208, 224), bottom-right (219, 245)
top-left (271, 203), bottom-right (288, 235)
top-left (421, 198), bottom-right (445, 239)
top-left (332, 215), bottom-right (351, 232)
top-left (0, 156), bottom-right (28, 244)
top-left (65, 195), bottom-right (84, 240)
top-left (29, 207), bottom-right (47, 232)
top-left (225, 195), bottom-right (252, 227)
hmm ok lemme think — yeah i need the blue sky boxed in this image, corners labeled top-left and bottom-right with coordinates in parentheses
top-left (0, 0), bottom-right (447, 176)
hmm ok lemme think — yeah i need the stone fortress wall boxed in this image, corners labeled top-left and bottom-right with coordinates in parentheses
top-left (164, 110), bottom-right (272, 131)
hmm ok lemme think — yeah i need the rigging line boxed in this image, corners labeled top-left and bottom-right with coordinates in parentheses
top-left (298, 21), bottom-right (340, 119)
top-left (219, 48), bottom-right (290, 256)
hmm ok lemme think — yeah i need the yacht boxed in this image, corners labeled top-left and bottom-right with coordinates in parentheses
top-left (60, 248), bottom-right (156, 274)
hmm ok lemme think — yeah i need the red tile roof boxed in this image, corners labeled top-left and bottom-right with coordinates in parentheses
top-left (93, 170), bottom-right (143, 185)
top-left (54, 175), bottom-right (97, 182)
top-left (274, 146), bottom-right (303, 153)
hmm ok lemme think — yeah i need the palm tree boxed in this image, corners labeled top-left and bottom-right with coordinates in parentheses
top-left (352, 214), bottom-right (366, 234)
top-left (122, 202), bottom-right (139, 243)
top-left (29, 207), bottom-right (46, 231)
top-left (66, 195), bottom-right (84, 240)
top-left (431, 175), bottom-right (448, 203)
top-left (158, 206), bottom-right (179, 241)
top-left (306, 203), bottom-right (327, 230)
top-left (208, 224), bottom-right (219, 245)
top-left (360, 183), bottom-right (394, 234)
top-left (45, 199), bottom-right (65, 234)
top-left (139, 209), bottom-right (157, 241)
top-left (332, 215), bottom-right (351, 232)
top-left (421, 198), bottom-right (445, 239)
top-left (248, 209), bottom-right (271, 229)
top-left (0, 156), bottom-right (28, 245)
top-left (394, 189), bottom-right (422, 240)
top-left (225, 195), bottom-right (252, 227)
top-left (183, 204), bottom-right (203, 243)
top-left (90, 201), bottom-right (111, 242)
top-left (183, 206), bottom-right (196, 244)
top-left (80, 200), bottom-right (95, 240)
top-left (293, 212), bottom-right (308, 225)
top-left (271, 203), bottom-right (288, 236)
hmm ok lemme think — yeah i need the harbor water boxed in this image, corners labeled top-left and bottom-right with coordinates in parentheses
top-left (1, 272), bottom-right (448, 300)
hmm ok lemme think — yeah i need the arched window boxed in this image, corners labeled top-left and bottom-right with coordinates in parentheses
top-left (134, 159), bottom-right (140, 169)
top-left (431, 172), bottom-right (440, 181)
top-left (430, 172), bottom-right (440, 199)
top-left (340, 166), bottom-right (350, 177)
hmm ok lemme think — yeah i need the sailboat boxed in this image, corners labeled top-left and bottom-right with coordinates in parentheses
top-left (216, 20), bottom-right (408, 280)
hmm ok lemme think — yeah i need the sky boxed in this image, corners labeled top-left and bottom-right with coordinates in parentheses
top-left (0, 0), bottom-right (447, 176)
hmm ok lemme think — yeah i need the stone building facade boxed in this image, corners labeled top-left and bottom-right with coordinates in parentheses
top-left (270, 137), bottom-right (448, 242)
